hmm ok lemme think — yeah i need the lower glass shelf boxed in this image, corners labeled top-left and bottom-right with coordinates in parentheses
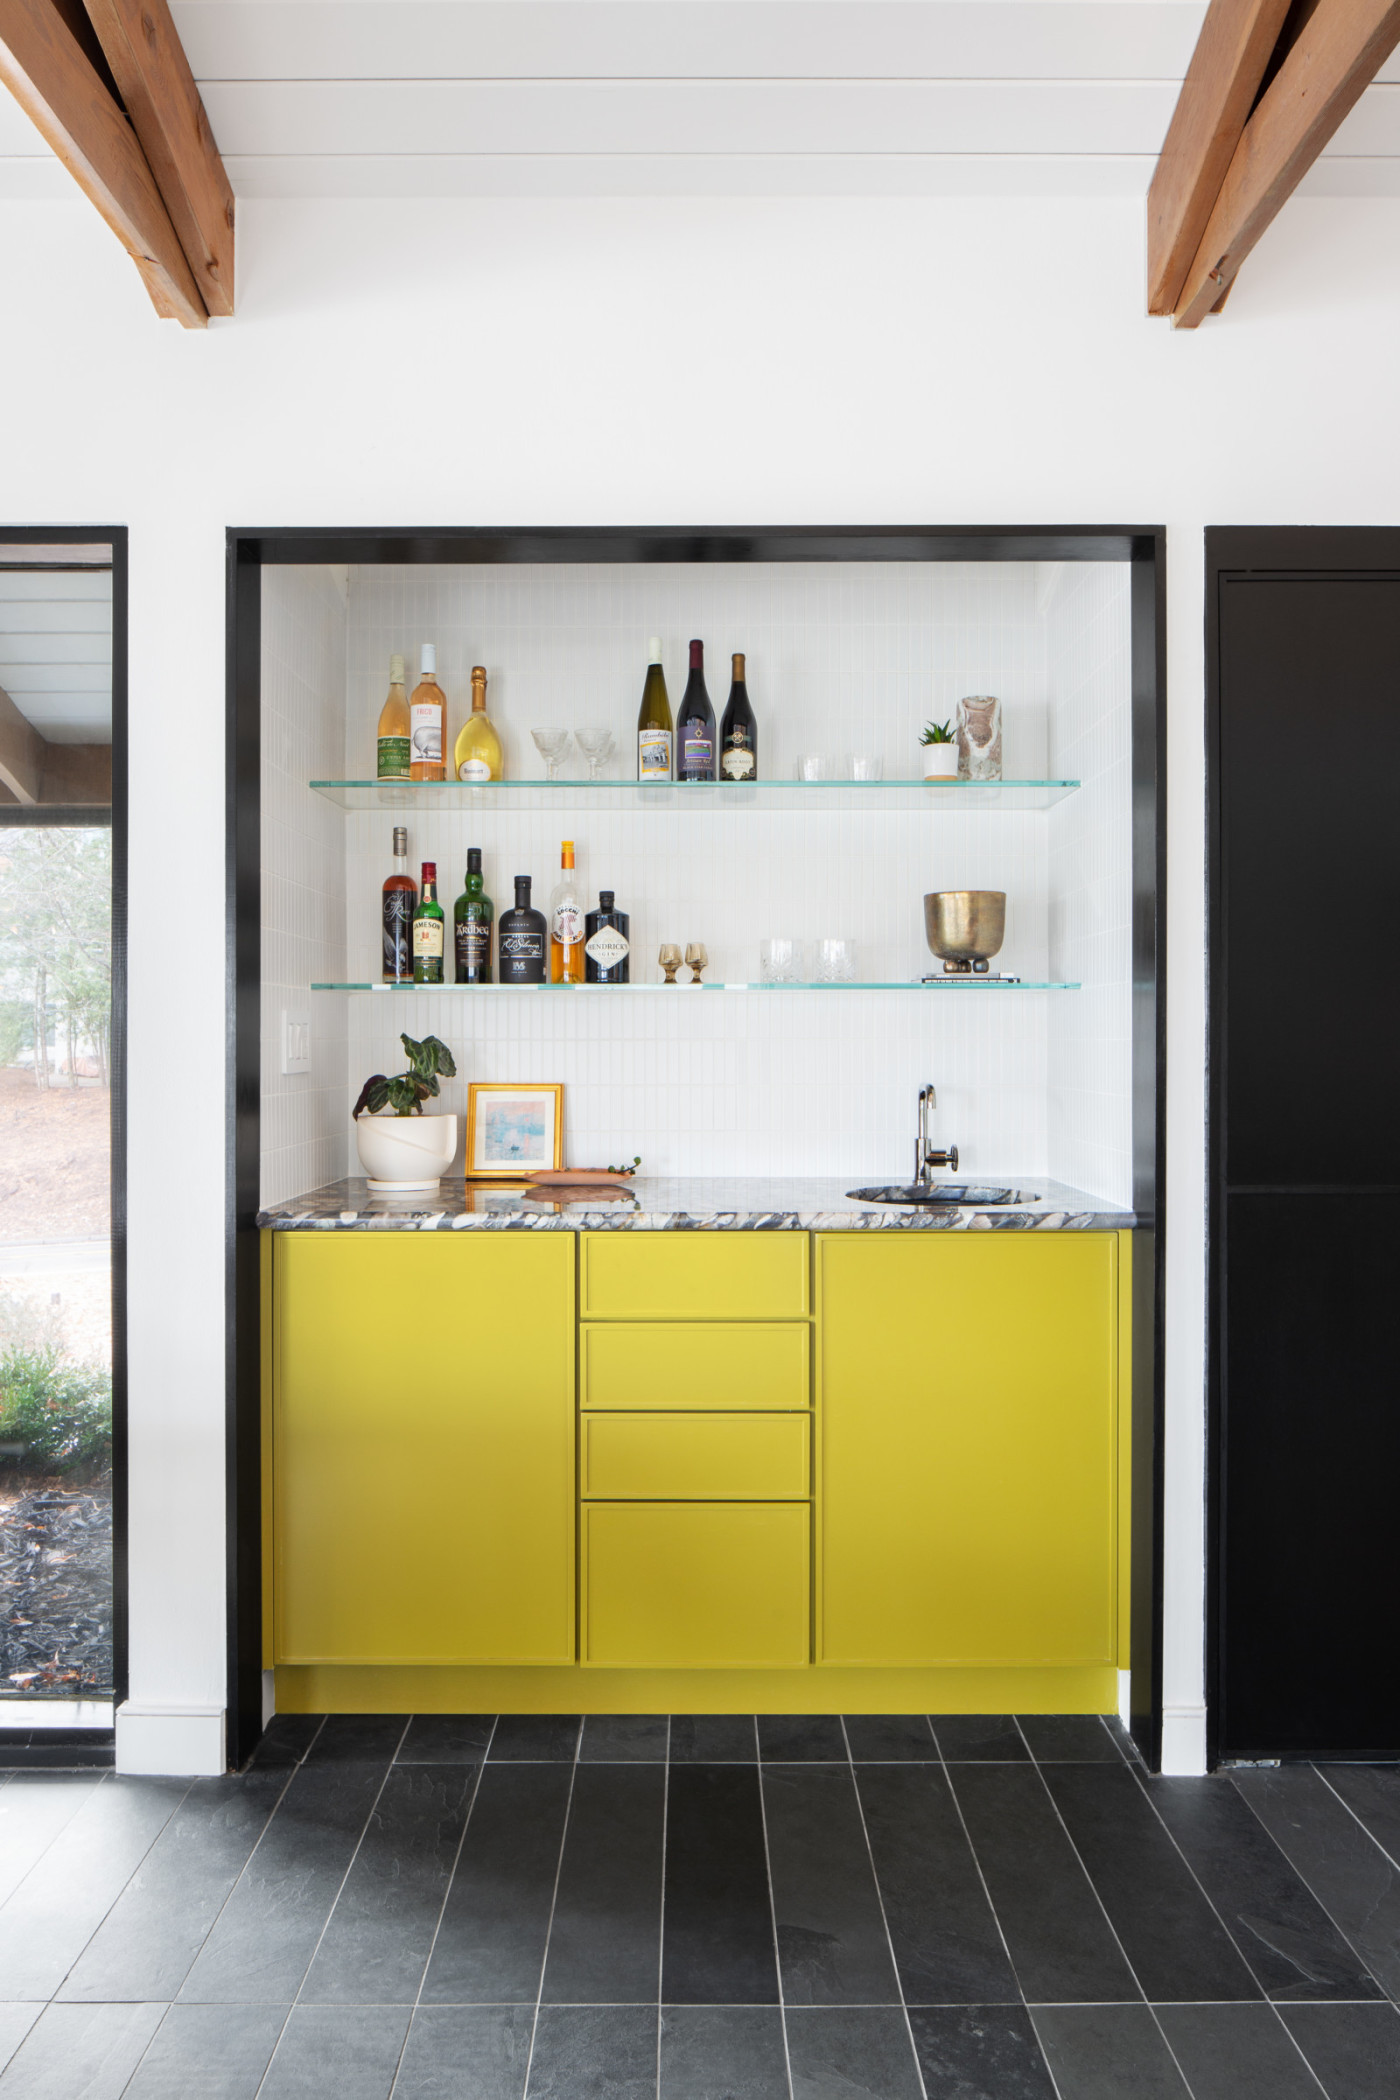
top-left (311, 978), bottom-right (1081, 993)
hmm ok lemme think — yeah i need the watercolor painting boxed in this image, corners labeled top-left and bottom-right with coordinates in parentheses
top-left (481, 1100), bottom-right (549, 1164)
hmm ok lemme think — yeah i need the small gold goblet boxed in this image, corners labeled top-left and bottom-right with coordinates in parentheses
top-left (685, 943), bottom-right (709, 986)
top-left (658, 943), bottom-right (683, 985)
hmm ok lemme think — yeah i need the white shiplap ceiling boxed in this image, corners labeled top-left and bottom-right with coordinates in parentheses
top-left (0, 1), bottom-right (1397, 200)
top-left (0, 569), bottom-right (113, 746)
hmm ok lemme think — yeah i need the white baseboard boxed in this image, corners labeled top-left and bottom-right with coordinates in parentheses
top-left (116, 1702), bottom-right (226, 1776)
top-left (261, 1670), bottom-right (276, 1728)
top-left (1160, 1703), bottom-right (1208, 1776)
top-left (1117, 1670), bottom-right (1131, 1728)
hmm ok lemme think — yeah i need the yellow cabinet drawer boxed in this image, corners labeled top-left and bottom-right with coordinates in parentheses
top-left (581, 1411), bottom-right (810, 1500)
top-left (580, 1232), bottom-right (809, 1319)
top-left (580, 1321), bottom-right (810, 1412)
top-left (581, 1502), bottom-right (811, 1666)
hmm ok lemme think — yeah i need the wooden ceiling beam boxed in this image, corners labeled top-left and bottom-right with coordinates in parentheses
top-left (1172, 0), bottom-right (1400, 325)
top-left (0, 683), bottom-right (42, 806)
top-left (0, 0), bottom-right (206, 325)
top-left (1148, 0), bottom-right (1295, 316)
top-left (80, 0), bottom-right (233, 317)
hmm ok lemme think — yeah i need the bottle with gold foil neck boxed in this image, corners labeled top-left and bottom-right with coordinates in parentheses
top-left (454, 666), bottom-right (503, 783)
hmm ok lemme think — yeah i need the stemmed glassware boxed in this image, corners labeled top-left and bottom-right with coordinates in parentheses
top-left (530, 727), bottom-right (572, 780)
top-left (574, 727), bottom-right (615, 781)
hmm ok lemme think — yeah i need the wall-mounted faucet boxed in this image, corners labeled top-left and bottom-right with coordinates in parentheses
top-left (915, 1084), bottom-right (959, 1187)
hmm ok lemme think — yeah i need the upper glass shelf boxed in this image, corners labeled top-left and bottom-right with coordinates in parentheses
top-left (311, 978), bottom-right (1081, 994)
top-left (308, 777), bottom-right (1079, 814)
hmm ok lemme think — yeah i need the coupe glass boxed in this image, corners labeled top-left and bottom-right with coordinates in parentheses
top-left (531, 727), bottom-right (572, 780)
top-left (573, 726), bottom-right (615, 781)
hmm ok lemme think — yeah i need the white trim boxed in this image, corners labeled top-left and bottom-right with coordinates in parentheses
top-left (116, 1702), bottom-right (226, 1776)
top-left (1160, 1703), bottom-right (1208, 1777)
top-left (261, 1670), bottom-right (276, 1728)
top-left (0, 1698), bottom-right (113, 1729)
top-left (1117, 1670), bottom-right (1131, 1729)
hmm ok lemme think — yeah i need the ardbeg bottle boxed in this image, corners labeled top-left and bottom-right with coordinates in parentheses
top-left (412, 861), bottom-right (445, 984)
top-left (454, 847), bottom-right (493, 983)
top-left (585, 891), bottom-right (630, 983)
top-left (382, 826), bottom-right (416, 982)
top-left (498, 875), bottom-right (547, 984)
top-left (636, 638), bottom-right (673, 779)
top-left (719, 652), bottom-right (758, 781)
top-left (677, 639), bottom-right (715, 782)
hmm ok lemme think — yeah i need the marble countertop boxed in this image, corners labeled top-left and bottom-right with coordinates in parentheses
top-left (257, 1176), bottom-right (1135, 1233)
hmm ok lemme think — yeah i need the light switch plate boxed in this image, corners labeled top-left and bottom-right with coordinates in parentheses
top-left (281, 1011), bottom-right (310, 1077)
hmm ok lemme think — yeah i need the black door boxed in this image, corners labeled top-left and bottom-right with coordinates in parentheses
top-left (1212, 537), bottom-right (1400, 1759)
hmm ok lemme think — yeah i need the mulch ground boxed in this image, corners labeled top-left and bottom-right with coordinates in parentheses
top-left (0, 1479), bottom-right (113, 1697)
top-left (0, 1067), bottom-right (110, 1242)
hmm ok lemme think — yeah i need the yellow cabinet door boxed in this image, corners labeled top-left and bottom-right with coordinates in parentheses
top-left (581, 1503), bottom-right (810, 1666)
top-left (818, 1233), bottom-right (1117, 1667)
top-left (580, 1411), bottom-right (811, 1500)
top-left (580, 1321), bottom-right (810, 1411)
top-left (580, 1232), bottom-right (809, 1319)
top-left (273, 1232), bottom-right (575, 1664)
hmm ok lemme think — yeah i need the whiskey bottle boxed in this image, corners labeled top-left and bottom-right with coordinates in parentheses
top-left (412, 861), bottom-right (445, 984)
top-left (637, 638), bottom-right (673, 780)
top-left (454, 847), bottom-right (494, 983)
top-left (409, 644), bottom-right (446, 782)
top-left (585, 891), bottom-right (631, 983)
top-left (719, 652), bottom-right (758, 781)
top-left (382, 826), bottom-right (416, 982)
top-left (454, 665), bottom-right (503, 782)
top-left (677, 639), bottom-right (715, 782)
top-left (498, 875), bottom-right (547, 984)
top-left (376, 654), bottom-right (410, 780)
top-left (549, 840), bottom-right (585, 984)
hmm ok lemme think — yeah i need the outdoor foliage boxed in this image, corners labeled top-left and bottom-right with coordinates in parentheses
top-left (0, 1346), bottom-right (112, 1477)
top-left (0, 828), bottom-right (112, 1083)
top-left (353, 1033), bottom-right (457, 1119)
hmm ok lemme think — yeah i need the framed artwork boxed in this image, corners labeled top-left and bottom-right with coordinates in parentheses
top-left (465, 1083), bottom-right (564, 1177)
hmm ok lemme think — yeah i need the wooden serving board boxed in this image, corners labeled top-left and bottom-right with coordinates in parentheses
top-left (524, 1169), bottom-right (638, 1186)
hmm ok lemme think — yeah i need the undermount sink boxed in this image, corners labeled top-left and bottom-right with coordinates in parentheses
top-left (846, 1183), bottom-right (1026, 1206)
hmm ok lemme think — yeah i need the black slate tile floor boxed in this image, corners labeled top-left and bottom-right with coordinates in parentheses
top-left (2, 1723), bottom-right (1400, 2098)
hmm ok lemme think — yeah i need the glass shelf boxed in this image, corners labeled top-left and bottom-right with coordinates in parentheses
top-left (309, 777), bottom-right (1079, 814)
top-left (311, 979), bottom-right (1081, 994)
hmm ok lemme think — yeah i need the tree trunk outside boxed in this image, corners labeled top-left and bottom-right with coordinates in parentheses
top-left (32, 965), bottom-right (48, 1091)
top-left (66, 1013), bottom-right (77, 1086)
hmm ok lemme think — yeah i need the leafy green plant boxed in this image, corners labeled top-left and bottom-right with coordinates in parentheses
top-left (352, 1033), bottom-right (457, 1120)
top-left (0, 1347), bottom-right (112, 1477)
top-left (919, 719), bottom-right (955, 746)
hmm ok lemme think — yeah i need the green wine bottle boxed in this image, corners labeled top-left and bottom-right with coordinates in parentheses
top-left (636, 638), bottom-right (673, 780)
top-left (454, 847), bottom-right (494, 983)
top-left (412, 861), bottom-right (445, 985)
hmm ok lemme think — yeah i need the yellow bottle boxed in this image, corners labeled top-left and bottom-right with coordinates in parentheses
top-left (454, 666), bottom-right (503, 782)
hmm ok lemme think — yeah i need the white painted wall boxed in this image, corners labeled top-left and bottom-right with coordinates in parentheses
top-left (2, 188), bottom-right (1398, 1773)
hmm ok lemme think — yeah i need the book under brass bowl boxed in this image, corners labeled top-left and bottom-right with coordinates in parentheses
top-left (923, 890), bottom-right (1007, 974)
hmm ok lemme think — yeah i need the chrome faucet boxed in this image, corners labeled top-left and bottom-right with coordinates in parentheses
top-left (915, 1084), bottom-right (960, 1186)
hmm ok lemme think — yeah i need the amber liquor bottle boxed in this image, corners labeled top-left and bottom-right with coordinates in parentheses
top-left (412, 862), bottom-right (445, 984)
top-left (382, 826), bottom-right (416, 982)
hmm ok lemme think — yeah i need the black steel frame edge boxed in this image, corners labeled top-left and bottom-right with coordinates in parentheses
top-left (226, 523), bottom-right (1167, 1769)
top-left (0, 524), bottom-right (125, 1758)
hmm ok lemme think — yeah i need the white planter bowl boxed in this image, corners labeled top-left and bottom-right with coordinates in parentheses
top-left (923, 745), bottom-right (959, 780)
top-left (355, 1112), bottom-right (458, 1191)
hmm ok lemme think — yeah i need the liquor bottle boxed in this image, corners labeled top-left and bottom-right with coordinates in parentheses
top-left (454, 847), bottom-right (494, 983)
top-left (585, 890), bottom-right (631, 983)
top-left (454, 665), bottom-right (503, 783)
top-left (376, 654), bottom-right (410, 780)
top-left (498, 875), bottom-right (547, 984)
top-left (719, 652), bottom-right (758, 781)
top-left (409, 644), bottom-right (446, 782)
top-left (412, 861), bottom-right (445, 984)
top-left (549, 840), bottom-right (585, 984)
top-left (382, 826), bottom-right (416, 982)
top-left (677, 639), bottom-right (715, 782)
top-left (637, 637), bottom-right (673, 780)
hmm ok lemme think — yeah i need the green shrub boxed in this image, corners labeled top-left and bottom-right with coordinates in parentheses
top-left (0, 1347), bottom-right (112, 1476)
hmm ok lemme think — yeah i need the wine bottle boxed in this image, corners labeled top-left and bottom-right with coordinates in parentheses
top-left (409, 644), bottom-right (446, 782)
top-left (498, 875), bottom-right (547, 984)
top-left (382, 826), bottom-right (416, 982)
top-left (454, 665), bottom-right (503, 782)
top-left (677, 639), bottom-right (715, 782)
top-left (454, 847), bottom-right (493, 983)
top-left (637, 637), bottom-right (673, 780)
top-left (412, 862), bottom-right (445, 983)
top-left (585, 891), bottom-right (631, 983)
top-left (549, 840), bottom-right (585, 984)
top-left (719, 652), bottom-right (758, 782)
top-left (376, 654), bottom-right (410, 780)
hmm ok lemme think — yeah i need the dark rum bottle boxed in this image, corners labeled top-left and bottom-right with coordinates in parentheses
top-left (382, 826), bottom-right (416, 982)
top-left (498, 875), bottom-right (547, 984)
top-left (677, 639), bottom-right (715, 782)
top-left (454, 847), bottom-right (494, 983)
top-left (719, 652), bottom-right (758, 781)
top-left (412, 861), bottom-right (445, 985)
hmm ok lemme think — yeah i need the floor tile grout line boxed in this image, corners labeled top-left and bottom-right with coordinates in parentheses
top-left (1311, 1762), bottom-right (1400, 1879)
top-left (39, 1775), bottom-right (197, 2007)
top-left (754, 1718), bottom-right (797, 2100)
top-left (518, 1724), bottom-right (581, 2098)
top-left (841, 1716), bottom-right (929, 2100)
top-left (0, 1762), bottom-right (125, 1925)
top-left (655, 1716), bottom-right (670, 2100)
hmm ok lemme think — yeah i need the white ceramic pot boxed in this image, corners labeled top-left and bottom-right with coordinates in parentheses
top-left (923, 744), bottom-right (959, 781)
top-left (355, 1112), bottom-right (458, 1191)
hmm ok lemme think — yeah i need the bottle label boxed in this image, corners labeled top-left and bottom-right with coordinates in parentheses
top-left (377, 736), bottom-right (411, 780)
top-left (501, 930), bottom-right (544, 960)
top-left (721, 740), bottom-right (755, 780)
top-left (552, 904), bottom-right (584, 945)
top-left (413, 918), bottom-right (444, 959)
top-left (638, 729), bottom-right (672, 778)
top-left (585, 926), bottom-right (630, 968)
top-left (383, 892), bottom-right (413, 976)
top-left (410, 703), bottom-right (442, 766)
top-left (457, 919), bottom-right (491, 967)
top-left (458, 757), bottom-right (492, 782)
top-left (682, 733), bottom-right (713, 775)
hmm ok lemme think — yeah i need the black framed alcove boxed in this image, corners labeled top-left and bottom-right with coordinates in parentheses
top-left (226, 525), bottom-right (1167, 1771)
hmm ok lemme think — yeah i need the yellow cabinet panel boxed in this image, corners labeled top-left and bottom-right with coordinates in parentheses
top-left (580, 1321), bottom-right (810, 1411)
top-left (581, 1412), bottom-right (810, 1500)
top-left (580, 1232), bottom-right (809, 1320)
top-left (818, 1233), bottom-right (1117, 1668)
top-left (582, 1502), bottom-right (810, 1666)
top-left (274, 1232), bottom-right (575, 1665)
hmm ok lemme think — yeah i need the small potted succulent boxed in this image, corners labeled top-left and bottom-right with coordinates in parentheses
top-left (920, 719), bottom-right (958, 781)
top-left (352, 1032), bottom-right (459, 1191)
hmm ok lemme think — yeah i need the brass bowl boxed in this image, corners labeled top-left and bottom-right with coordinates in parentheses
top-left (924, 890), bottom-right (1006, 970)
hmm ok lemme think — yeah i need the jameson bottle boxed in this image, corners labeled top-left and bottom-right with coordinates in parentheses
top-left (376, 653), bottom-right (410, 780)
top-left (677, 639), bottom-right (715, 782)
top-left (412, 861), bottom-right (445, 984)
top-left (498, 875), bottom-right (547, 984)
top-left (382, 826), bottom-right (416, 982)
top-left (585, 891), bottom-right (631, 983)
top-left (719, 652), bottom-right (758, 781)
top-left (454, 847), bottom-right (493, 983)
top-left (636, 637), bottom-right (673, 780)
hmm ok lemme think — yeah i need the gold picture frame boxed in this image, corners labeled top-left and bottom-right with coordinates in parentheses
top-left (465, 1082), bottom-right (564, 1178)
